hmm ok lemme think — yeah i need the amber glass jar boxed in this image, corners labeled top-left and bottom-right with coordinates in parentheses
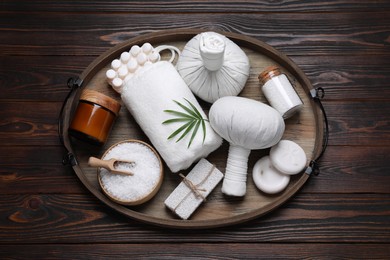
top-left (69, 89), bottom-right (121, 146)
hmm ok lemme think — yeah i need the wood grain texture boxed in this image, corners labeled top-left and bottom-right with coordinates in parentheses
top-left (1, 146), bottom-right (389, 194)
top-left (3, 0), bottom-right (390, 13)
top-left (1, 244), bottom-right (389, 259)
top-left (0, 193), bottom-right (388, 243)
top-left (0, 165), bottom-right (86, 194)
top-left (2, 55), bottom-right (390, 102)
top-left (1, 101), bottom-right (388, 146)
top-left (1, 12), bottom-right (390, 56)
top-left (1, 0), bottom-right (389, 257)
top-left (0, 56), bottom-right (93, 102)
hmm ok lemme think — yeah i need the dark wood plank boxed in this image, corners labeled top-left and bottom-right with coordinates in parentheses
top-left (1, 12), bottom-right (389, 56)
top-left (1, 146), bottom-right (389, 194)
top-left (0, 102), bottom-right (61, 146)
top-left (0, 56), bottom-right (93, 102)
top-left (293, 55), bottom-right (390, 101)
top-left (0, 165), bottom-right (85, 194)
top-left (2, 55), bottom-right (390, 102)
top-left (1, 100), bottom-right (388, 146)
top-left (301, 146), bottom-right (390, 193)
top-left (0, 243), bottom-right (389, 259)
top-left (324, 101), bottom-right (390, 146)
top-left (0, 0), bottom-right (388, 257)
top-left (0, 146), bottom-right (64, 166)
top-left (0, 193), bottom-right (388, 243)
top-left (3, 0), bottom-right (390, 13)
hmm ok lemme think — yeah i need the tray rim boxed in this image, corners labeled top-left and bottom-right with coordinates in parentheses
top-left (61, 29), bottom-right (324, 229)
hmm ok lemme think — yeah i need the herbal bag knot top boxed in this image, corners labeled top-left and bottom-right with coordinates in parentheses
top-left (106, 44), bottom-right (222, 173)
top-left (176, 32), bottom-right (250, 103)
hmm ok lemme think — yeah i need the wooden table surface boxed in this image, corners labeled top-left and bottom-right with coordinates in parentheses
top-left (1, 1), bottom-right (390, 259)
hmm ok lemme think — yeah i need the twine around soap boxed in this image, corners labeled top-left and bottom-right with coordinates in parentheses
top-left (179, 173), bottom-right (207, 200)
top-left (174, 165), bottom-right (216, 212)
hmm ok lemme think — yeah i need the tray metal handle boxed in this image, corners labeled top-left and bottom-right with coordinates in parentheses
top-left (58, 77), bottom-right (83, 166)
top-left (305, 87), bottom-right (329, 176)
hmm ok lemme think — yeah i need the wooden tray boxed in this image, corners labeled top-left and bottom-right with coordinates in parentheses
top-left (61, 29), bottom-right (324, 229)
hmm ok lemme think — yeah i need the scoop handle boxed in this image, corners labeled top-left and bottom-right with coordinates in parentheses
top-left (88, 157), bottom-right (111, 169)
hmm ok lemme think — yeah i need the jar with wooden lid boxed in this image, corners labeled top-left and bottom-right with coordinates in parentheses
top-left (69, 89), bottom-right (121, 146)
top-left (258, 66), bottom-right (303, 119)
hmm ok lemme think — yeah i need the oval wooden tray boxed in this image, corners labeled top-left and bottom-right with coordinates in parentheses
top-left (62, 29), bottom-right (324, 229)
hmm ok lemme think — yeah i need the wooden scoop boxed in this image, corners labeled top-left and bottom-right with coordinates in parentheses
top-left (88, 157), bottom-right (134, 176)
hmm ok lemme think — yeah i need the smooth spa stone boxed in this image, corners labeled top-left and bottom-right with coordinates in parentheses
top-left (252, 156), bottom-right (290, 194)
top-left (269, 140), bottom-right (307, 175)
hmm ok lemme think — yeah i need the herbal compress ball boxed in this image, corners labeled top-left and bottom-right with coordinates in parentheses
top-left (209, 96), bottom-right (285, 196)
top-left (177, 32), bottom-right (250, 103)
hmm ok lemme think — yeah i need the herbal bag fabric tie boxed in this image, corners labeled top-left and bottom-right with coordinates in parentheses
top-left (176, 32), bottom-right (250, 103)
top-left (106, 44), bottom-right (222, 173)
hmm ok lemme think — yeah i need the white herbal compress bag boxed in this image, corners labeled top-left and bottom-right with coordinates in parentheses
top-left (106, 44), bottom-right (222, 173)
top-left (176, 32), bottom-right (250, 103)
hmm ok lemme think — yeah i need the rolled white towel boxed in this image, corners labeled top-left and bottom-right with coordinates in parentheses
top-left (120, 61), bottom-right (222, 172)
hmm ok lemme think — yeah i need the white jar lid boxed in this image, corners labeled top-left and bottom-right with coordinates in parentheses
top-left (270, 140), bottom-right (307, 175)
top-left (252, 156), bottom-right (290, 194)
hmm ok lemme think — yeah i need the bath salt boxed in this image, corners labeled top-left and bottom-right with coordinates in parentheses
top-left (258, 66), bottom-right (303, 119)
top-left (98, 141), bottom-right (162, 204)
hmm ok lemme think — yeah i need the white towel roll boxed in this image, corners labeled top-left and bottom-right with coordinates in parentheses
top-left (121, 61), bottom-right (222, 172)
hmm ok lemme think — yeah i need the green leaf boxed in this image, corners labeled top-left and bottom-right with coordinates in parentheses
top-left (162, 118), bottom-right (192, 124)
top-left (167, 120), bottom-right (193, 140)
top-left (176, 120), bottom-right (197, 143)
top-left (162, 98), bottom-right (208, 148)
top-left (201, 119), bottom-right (206, 143)
top-left (184, 98), bottom-right (203, 118)
top-left (173, 100), bottom-right (198, 118)
top-left (163, 110), bottom-right (196, 119)
top-left (188, 120), bottom-right (201, 148)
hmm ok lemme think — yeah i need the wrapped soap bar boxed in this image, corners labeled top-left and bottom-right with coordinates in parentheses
top-left (164, 158), bottom-right (224, 220)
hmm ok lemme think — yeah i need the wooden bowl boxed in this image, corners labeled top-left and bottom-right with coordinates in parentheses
top-left (97, 139), bottom-right (164, 206)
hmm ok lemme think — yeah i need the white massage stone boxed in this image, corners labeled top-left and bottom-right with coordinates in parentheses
top-left (120, 52), bottom-right (131, 63)
top-left (112, 78), bottom-right (123, 91)
top-left (270, 140), bottom-right (307, 175)
top-left (111, 59), bottom-right (121, 70)
top-left (141, 43), bottom-right (153, 54)
top-left (127, 59), bottom-right (138, 73)
top-left (118, 66), bottom-right (128, 79)
top-left (252, 156), bottom-right (290, 194)
top-left (137, 52), bottom-right (148, 65)
top-left (106, 69), bottom-right (116, 80)
top-left (148, 52), bottom-right (160, 63)
top-left (130, 45), bottom-right (141, 57)
top-left (107, 43), bottom-right (166, 93)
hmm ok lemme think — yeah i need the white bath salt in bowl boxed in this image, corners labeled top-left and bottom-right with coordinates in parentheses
top-left (98, 140), bottom-right (163, 206)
